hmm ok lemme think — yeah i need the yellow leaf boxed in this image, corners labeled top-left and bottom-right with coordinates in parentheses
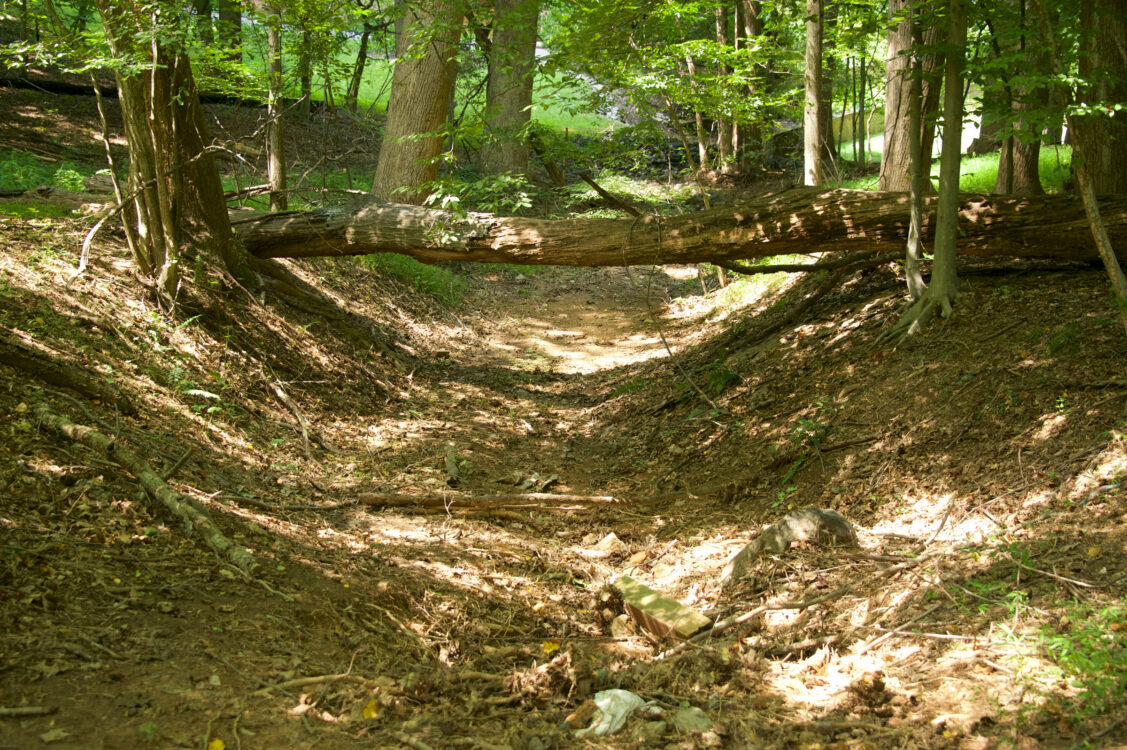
top-left (541, 639), bottom-right (560, 656)
top-left (362, 699), bottom-right (379, 719)
top-left (207, 739), bottom-right (226, 750)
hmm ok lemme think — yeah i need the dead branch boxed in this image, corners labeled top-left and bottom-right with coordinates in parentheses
top-left (358, 491), bottom-right (617, 510)
top-left (4, 328), bottom-right (135, 415)
top-left (33, 404), bottom-right (257, 573)
top-left (577, 171), bottom-right (644, 217)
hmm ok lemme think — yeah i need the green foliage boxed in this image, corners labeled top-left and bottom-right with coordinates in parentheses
top-left (361, 253), bottom-right (467, 307)
top-left (0, 150), bottom-right (91, 192)
top-left (1041, 600), bottom-right (1127, 720)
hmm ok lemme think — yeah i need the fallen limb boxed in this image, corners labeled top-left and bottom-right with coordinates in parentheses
top-left (233, 187), bottom-right (1127, 267)
top-left (33, 404), bottom-right (257, 573)
top-left (358, 491), bottom-right (617, 510)
top-left (4, 329), bottom-right (135, 415)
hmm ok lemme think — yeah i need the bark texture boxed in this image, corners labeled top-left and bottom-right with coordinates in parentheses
top-left (371, 0), bottom-right (461, 203)
top-left (480, 0), bottom-right (540, 176)
top-left (232, 187), bottom-right (1127, 267)
top-left (1074, 0), bottom-right (1127, 194)
top-left (880, 0), bottom-right (945, 191)
top-left (803, 0), bottom-right (823, 186)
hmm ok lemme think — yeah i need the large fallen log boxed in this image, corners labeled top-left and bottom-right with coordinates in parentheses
top-left (233, 186), bottom-right (1127, 266)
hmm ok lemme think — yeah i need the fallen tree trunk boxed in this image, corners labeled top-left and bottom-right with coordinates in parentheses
top-left (233, 186), bottom-right (1127, 266)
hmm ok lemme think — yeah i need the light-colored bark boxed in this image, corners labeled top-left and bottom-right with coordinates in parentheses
top-left (803, 0), bottom-right (823, 186)
top-left (905, 0), bottom-right (927, 301)
top-left (481, 0), bottom-right (540, 176)
top-left (232, 187), bottom-right (1127, 267)
top-left (371, 0), bottom-right (461, 203)
top-left (716, 3), bottom-right (735, 172)
top-left (264, 6), bottom-right (286, 211)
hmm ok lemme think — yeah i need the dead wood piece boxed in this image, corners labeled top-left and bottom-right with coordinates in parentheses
top-left (357, 491), bottom-right (617, 509)
top-left (0, 706), bottom-right (56, 717)
top-left (854, 604), bottom-right (942, 656)
top-left (233, 187), bottom-right (1127, 267)
top-left (253, 672), bottom-right (370, 696)
top-left (4, 330), bottom-right (136, 415)
top-left (268, 376), bottom-right (316, 462)
top-left (33, 404), bottom-right (256, 573)
top-left (577, 171), bottom-right (644, 217)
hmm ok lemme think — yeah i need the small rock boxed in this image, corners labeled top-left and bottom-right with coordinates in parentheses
top-left (672, 706), bottom-right (712, 733)
top-left (594, 532), bottom-right (627, 554)
top-left (609, 614), bottom-right (636, 638)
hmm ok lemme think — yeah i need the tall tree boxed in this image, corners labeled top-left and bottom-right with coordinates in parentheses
top-left (1031, 0), bottom-right (1127, 335)
top-left (258, 1), bottom-right (287, 211)
top-left (880, 0), bottom-right (944, 191)
top-left (1073, 0), bottom-right (1127, 194)
top-left (92, 0), bottom-right (251, 298)
top-left (481, 0), bottom-right (541, 176)
top-left (803, 0), bottom-right (824, 186)
top-left (884, 0), bottom-right (966, 338)
top-left (371, 0), bottom-right (462, 203)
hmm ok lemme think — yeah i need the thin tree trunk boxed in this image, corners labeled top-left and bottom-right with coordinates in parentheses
top-left (905, 1), bottom-right (927, 301)
top-left (298, 28), bottom-right (313, 117)
top-left (346, 23), bottom-right (373, 110)
top-left (216, 0), bottom-right (241, 65)
top-left (264, 6), bottom-right (286, 211)
top-left (803, 0), bottom-right (823, 186)
top-left (684, 54), bottom-right (710, 169)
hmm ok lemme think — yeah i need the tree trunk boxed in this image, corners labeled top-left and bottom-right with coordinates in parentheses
top-left (905, 0), bottom-right (927, 301)
top-left (346, 23), bottom-right (373, 110)
top-left (192, 0), bottom-right (213, 45)
top-left (738, 0), bottom-right (765, 170)
top-left (880, 0), bottom-right (945, 191)
top-left (803, 0), bottom-right (823, 186)
top-left (371, 0), bottom-right (461, 203)
top-left (298, 28), bottom-right (313, 117)
top-left (924, 0), bottom-right (967, 317)
top-left (264, 5), bottom-right (287, 211)
top-left (232, 186), bottom-right (1127, 268)
top-left (684, 54), bottom-right (710, 169)
top-left (94, 0), bottom-right (251, 295)
top-left (481, 0), bottom-right (540, 176)
top-left (1074, 0), bottom-right (1127, 194)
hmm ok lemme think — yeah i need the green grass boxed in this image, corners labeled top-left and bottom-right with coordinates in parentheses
top-left (835, 144), bottom-right (1073, 194)
top-left (360, 253), bottom-right (468, 306)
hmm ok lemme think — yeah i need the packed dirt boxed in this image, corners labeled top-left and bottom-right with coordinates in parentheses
top-left (2, 90), bottom-right (1127, 750)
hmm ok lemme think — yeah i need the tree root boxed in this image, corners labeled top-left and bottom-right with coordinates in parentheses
top-left (875, 286), bottom-right (958, 347)
top-left (33, 403), bottom-right (257, 573)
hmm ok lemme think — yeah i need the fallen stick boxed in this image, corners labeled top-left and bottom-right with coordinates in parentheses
top-left (0, 706), bottom-right (56, 717)
top-left (358, 491), bottom-right (617, 509)
top-left (33, 404), bottom-right (257, 573)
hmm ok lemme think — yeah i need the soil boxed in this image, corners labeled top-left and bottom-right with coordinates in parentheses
top-left (1, 88), bottom-right (1126, 750)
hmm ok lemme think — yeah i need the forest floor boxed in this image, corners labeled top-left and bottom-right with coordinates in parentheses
top-left (1, 89), bottom-right (1127, 750)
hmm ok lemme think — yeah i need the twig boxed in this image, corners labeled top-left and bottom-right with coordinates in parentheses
top-left (916, 496), bottom-right (954, 552)
top-left (717, 250), bottom-right (899, 276)
top-left (358, 491), bottom-right (616, 509)
top-left (34, 404), bottom-right (257, 573)
top-left (0, 706), bottom-right (56, 717)
top-left (253, 672), bottom-right (369, 696)
top-left (577, 171), bottom-right (643, 217)
top-left (222, 493), bottom-right (358, 512)
top-left (161, 447), bottom-right (194, 481)
top-left (1011, 558), bottom-right (1122, 590)
top-left (267, 375), bottom-right (316, 463)
top-left (855, 603), bottom-right (942, 656)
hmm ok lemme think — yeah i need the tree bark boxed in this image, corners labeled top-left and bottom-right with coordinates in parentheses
top-left (481, 0), bottom-right (540, 176)
top-left (232, 187), bottom-right (1127, 267)
top-left (803, 0), bottom-right (823, 186)
top-left (264, 7), bottom-right (287, 211)
top-left (346, 23), bottom-right (373, 110)
top-left (880, 0), bottom-right (945, 191)
top-left (1074, 0), bottom-right (1127, 194)
top-left (371, 0), bottom-right (461, 203)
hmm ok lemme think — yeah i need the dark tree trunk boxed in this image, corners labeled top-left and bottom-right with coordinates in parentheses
top-left (1074, 0), bottom-right (1127, 193)
top-left (216, 0), bottom-right (242, 65)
